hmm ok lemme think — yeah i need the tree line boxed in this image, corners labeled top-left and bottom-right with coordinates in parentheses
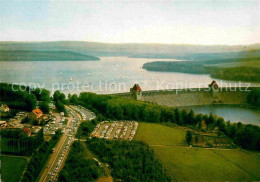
top-left (1, 128), bottom-right (44, 156)
top-left (22, 130), bottom-right (62, 182)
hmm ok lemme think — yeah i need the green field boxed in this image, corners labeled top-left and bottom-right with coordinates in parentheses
top-left (0, 155), bottom-right (28, 182)
top-left (135, 123), bottom-right (260, 181)
top-left (134, 123), bottom-right (186, 146)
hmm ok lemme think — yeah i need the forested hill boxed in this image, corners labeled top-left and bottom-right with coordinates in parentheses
top-left (143, 55), bottom-right (260, 82)
top-left (0, 41), bottom-right (260, 57)
top-left (0, 50), bottom-right (100, 61)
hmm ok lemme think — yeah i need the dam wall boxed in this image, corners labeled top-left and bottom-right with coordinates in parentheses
top-left (112, 87), bottom-right (255, 107)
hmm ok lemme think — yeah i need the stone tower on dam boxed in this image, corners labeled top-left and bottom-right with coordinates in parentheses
top-left (130, 84), bottom-right (143, 100)
top-left (115, 81), bottom-right (254, 107)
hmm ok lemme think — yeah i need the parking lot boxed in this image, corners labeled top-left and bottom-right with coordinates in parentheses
top-left (43, 113), bottom-right (67, 136)
top-left (7, 111), bottom-right (27, 128)
top-left (90, 121), bottom-right (138, 141)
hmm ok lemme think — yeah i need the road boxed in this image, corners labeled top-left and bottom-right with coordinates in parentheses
top-left (38, 105), bottom-right (95, 182)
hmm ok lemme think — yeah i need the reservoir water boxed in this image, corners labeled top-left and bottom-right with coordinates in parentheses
top-left (1, 57), bottom-right (258, 94)
top-left (1, 57), bottom-right (260, 124)
top-left (181, 105), bottom-right (260, 125)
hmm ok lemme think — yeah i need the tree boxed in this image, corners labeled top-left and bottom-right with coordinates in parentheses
top-left (195, 135), bottom-right (199, 143)
top-left (69, 94), bottom-right (79, 104)
top-left (195, 114), bottom-right (203, 129)
top-left (181, 110), bottom-right (188, 124)
top-left (187, 109), bottom-right (195, 124)
top-left (55, 100), bottom-right (66, 113)
top-left (53, 90), bottom-right (66, 103)
top-left (39, 102), bottom-right (50, 113)
top-left (186, 131), bottom-right (192, 145)
top-left (206, 113), bottom-right (215, 126)
top-left (32, 88), bottom-right (50, 102)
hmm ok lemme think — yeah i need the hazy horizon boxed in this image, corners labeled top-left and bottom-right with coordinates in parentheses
top-left (1, 0), bottom-right (259, 45)
top-left (0, 40), bottom-right (260, 46)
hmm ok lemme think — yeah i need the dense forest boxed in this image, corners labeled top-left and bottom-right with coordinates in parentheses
top-left (58, 141), bottom-right (104, 182)
top-left (69, 92), bottom-right (260, 150)
top-left (22, 130), bottom-right (62, 182)
top-left (0, 50), bottom-right (100, 61)
top-left (0, 83), bottom-right (37, 111)
top-left (86, 138), bottom-right (171, 182)
top-left (143, 57), bottom-right (260, 82)
top-left (211, 67), bottom-right (260, 82)
top-left (247, 88), bottom-right (260, 107)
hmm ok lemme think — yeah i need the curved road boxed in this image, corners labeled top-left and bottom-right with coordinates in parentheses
top-left (38, 105), bottom-right (95, 182)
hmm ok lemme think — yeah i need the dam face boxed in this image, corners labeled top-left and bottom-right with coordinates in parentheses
top-left (112, 87), bottom-right (254, 107)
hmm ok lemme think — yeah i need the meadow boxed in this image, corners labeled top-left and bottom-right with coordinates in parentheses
top-left (0, 155), bottom-right (28, 182)
top-left (134, 123), bottom-right (186, 146)
top-left (134, 123), bottom-right (260, 181)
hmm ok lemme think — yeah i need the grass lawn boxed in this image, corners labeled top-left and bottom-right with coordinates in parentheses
top-left (0, 155), bottom-right (28, 182)
top-left (134, 123), bottom-right (186, 146)
top-left (214, 150), bottom-right (260, 180)
top-left (152, 146), bottom-right (257, 181)
top-left (135, 123), bottom-right (260, 181)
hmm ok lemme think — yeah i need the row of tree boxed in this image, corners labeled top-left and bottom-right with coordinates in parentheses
top-left (22, 130), bottom-right (62, 182)
top-left (1, 128), bottom-right (44, 156)
top-left (86, 138), bottom-right (171, 182)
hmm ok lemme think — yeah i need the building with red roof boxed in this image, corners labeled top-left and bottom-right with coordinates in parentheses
top-left (29, 108), bottom-right (43, 121)
top-left (132, 84), bottom-right (142, 92)
top-left (23, 127), bottom-right (31, 136)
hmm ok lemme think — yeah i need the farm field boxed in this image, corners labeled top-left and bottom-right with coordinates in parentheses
top-left (134, 123), bottom-right (186, 146)
top-left (0, 155), bottom-right (28, 182)
top-left (135, 123), bottom-right (260, 181)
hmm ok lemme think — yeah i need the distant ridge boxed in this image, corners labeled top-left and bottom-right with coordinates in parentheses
top-left (0, 50), bottom-right (100, 61)
top-left (0, 41), bottom-right (259, 58)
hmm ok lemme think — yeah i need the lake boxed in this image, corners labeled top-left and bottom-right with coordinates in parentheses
top-left (1, 57), bottom-right (260, 124)
top-left (1, 57), bottom-right (259, 94)
top-left (180, 105), bottom-right (260, 125)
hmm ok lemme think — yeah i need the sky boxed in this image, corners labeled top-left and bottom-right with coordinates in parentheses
top-left (0, 0), bottom-right (259, 45)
